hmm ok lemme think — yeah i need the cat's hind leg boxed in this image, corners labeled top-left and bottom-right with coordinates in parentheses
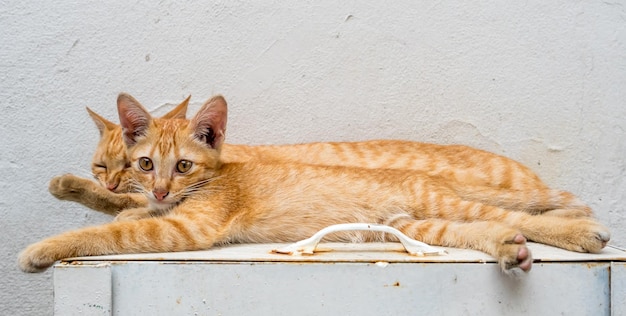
top-left (448, 184), bottom-right (592, 217)
top-left (505, 212), bottom-right (611, 253)
top-left (541, 208), bottom-right (592, 218)
top-left (424, 194), bottom-right (610, 254)
top-left (387, 216), bottom-right (532, 276)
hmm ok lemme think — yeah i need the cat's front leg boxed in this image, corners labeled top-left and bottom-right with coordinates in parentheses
top-left (18, 215), bottom-right (220, 273)
top-left (49, 174), bottom-right (148, 215)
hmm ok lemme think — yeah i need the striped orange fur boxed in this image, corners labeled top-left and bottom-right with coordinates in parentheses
top-left (50, 95), bottom-right (589, 218)
top-left (49, 97), bottom-right (190, 213)
top-left (22, 94), bottom-right (610, 275)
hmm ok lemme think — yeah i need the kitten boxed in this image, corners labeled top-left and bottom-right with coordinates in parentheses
top-left (49, 94), bottom-right (590, 218)
top-left (20, 95), bottom-right (610, 275)
top-left (49, 96), bottom-right (190, 214)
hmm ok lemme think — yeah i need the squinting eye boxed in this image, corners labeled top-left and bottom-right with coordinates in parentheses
top-left (138, 157), bottom-right (153, 171)
top-left (93, 164), bottom-right (107, 170)
top-left (176, 160), bottom-right (192, 173)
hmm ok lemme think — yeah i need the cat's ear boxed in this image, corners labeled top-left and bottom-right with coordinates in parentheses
top-left (191, 95), bottom-right (227, 150)
top-left (161, 95), bottom-right (190, 119)
top-left (86, 107), bottom-right (118, 136)
top-left (117, 93), bottom-right (152, 146)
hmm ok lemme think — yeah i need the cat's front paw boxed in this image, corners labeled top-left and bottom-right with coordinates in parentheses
top-left (18, 242), bottom-right (58, 273)
top-left (49, 174), bottom-right (95, 201)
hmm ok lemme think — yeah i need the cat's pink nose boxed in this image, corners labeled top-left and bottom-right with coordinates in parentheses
top-left (153, 190), bottom-right (169, 201)
top-left (106, 183), bottom-right (118, 191)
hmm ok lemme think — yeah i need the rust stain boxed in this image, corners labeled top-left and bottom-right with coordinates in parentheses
top-left (270, 249), bottom-right (293, 255)
top-left (313, 247), bottom-right (333, 253)
top-left (384, 281), bottom-right (401, 287)
top-left (584, 262), bottom-right (605, 269)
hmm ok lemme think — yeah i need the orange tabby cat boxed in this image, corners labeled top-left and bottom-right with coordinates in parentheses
top-left (20, 95), bottom-right (610, 275)
top-left (49, 97), bottom-right (190, 214)
top-left (49, 95), bottom-right (590, 218)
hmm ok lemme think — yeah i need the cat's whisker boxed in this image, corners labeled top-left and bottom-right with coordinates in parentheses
top-left (171, 177), bottom-right (226, 199)
top-left (126, 178), bottom-right (151, 197)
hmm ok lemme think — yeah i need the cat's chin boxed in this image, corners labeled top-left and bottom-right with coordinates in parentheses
top-left (148, 199), bottom-right (176, 213)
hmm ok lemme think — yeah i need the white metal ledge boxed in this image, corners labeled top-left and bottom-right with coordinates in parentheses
top-left (54, 242), bottom-right (626, 316)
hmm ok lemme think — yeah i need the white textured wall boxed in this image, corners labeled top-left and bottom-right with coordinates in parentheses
top-left (2, 1), bottom-right (624, 314)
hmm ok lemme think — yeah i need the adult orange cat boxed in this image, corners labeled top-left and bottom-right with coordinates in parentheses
top-left (49, 94), bottom-right (590, 218)
top-left (20, 95), bottom-right (610, 275)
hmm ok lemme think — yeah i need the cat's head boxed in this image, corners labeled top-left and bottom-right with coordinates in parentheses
top-left (117, 93), bottom-right (227, 211)
top-left (87, 95), bottom-right (190, 193)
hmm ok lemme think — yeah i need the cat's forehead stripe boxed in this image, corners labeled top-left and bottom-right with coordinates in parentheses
top-left (151, 119), bottom-right (186, 155)
top-left (137, 118), bottom-right (201, 164)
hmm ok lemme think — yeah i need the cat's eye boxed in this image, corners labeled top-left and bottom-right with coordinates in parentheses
top-left (176, 160), bottom-right (192, 173)
top-left (93, 164), bottom-right (107, 170)
top-left (138, 157), bottom-right (153, 171)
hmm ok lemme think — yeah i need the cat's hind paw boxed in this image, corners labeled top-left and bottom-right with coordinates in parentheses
top-left (559, 219), bottom-right (611, 253)
top-left (499, 234), bottom-right (532, 277)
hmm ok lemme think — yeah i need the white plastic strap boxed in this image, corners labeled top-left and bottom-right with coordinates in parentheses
top-left (272, 223), bottom-right (445, 256)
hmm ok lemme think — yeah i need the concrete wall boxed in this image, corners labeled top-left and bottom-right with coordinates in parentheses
top-left (2, 1), bottom-right (624, 314)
